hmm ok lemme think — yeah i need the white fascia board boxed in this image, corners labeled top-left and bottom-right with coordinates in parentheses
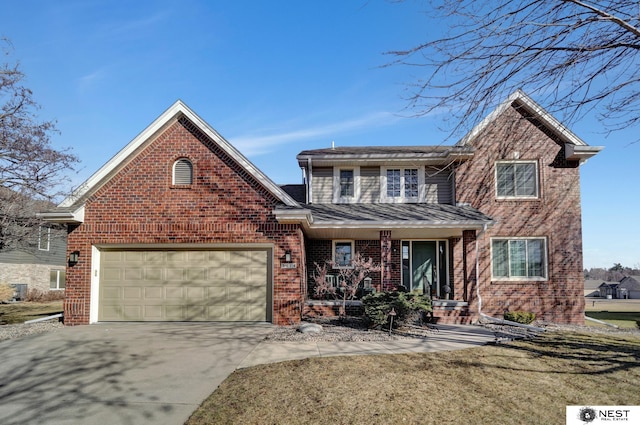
top-left (308, 220), bottom-right (490, 230)
top-left (565, 144), bottom-right (604, 163)
top-left (274, 208), bottom-right (313, 224)
top-left (457, 90), bottom-right (589, 147)
top-left (59, 100), bottom-right (299, 209)
top-left (37, 205), bottom-right (85, 223)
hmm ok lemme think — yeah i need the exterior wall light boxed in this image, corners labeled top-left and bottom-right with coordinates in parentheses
top-left (69, 251), bottom-right (80, 266)
top-left (285, 250), bottom-right (292, 262)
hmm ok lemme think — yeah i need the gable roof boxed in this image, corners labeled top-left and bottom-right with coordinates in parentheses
top-left (40, 101), bottom-right (299, 223)
top-left (456, 90), bottom-right (603, 162)
top-left (619, 276), bottom-right (640, 290)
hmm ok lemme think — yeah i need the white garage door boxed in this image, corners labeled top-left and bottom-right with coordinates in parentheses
top-left (98, 249), bottom-right (269, 322)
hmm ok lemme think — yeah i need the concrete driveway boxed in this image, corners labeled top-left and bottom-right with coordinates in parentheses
top-left (0, 323), bottom-right (272, 425)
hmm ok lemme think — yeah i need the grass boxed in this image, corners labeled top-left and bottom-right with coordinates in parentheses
top-left (0, 300), bottom-right (63, 325)
top-left (186, 331), bottom-right (640, 425)
top-left (585, 299), bottom-right (640, 329)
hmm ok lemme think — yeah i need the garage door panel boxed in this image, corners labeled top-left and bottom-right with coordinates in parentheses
top-left (188, 251), bottom-right (207, 262)
top-left (186, 287), bottom-right (205, 300)
top-left (124, 268), bottom-right (143, 281)
top-left (145, 268), bottom-right (163, 281)
top-left (102, 287), bottom-right (121, 300)
top-left (144, 287), bottom-right (163, 299)
top-left (123, 287), bottom-right (142, 299)
top-left (229, 269), bottom-right (248, 281)
top-left (144, 251), bottom-right (164, 264)
top-left (103, 268), bottom-right (122, 281)
top-left (123, 305), bottom-right (142, 320)
top-left (143, 305), bottom-right (163, 320)
top-left (187, 268), bottom-right (206, 281)
top-left (165, 305), bottom-right (184, 320)
top-left (207, 268), bottom-right (226, 280)
top-left (166, 268), bottom-right (185, 281)
top-left (99, 249), bottom-right (269, 322)
top-left (124, 251), bottom-right (144, 263)
top-left (186, 306), bottom-right (206, 320)
top-left (165, 287), bottom-right (183, 299)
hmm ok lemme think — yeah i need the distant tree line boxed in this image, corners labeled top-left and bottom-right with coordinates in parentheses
top-left (584, 264), bottom-right (640, 282)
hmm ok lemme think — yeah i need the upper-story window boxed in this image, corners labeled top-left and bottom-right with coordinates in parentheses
top-left (333, 167), bottom-right (360, 203)
top-left (173, 158), bottom-right (193, 185)
top-left (340, 170), bottom-right (354, 197)
top-left (496, 161), bottom-right (538, 198)
top-left (38, 226), bottom-right (50, 251)
top-left (381, 166), bottom-right (424, 203)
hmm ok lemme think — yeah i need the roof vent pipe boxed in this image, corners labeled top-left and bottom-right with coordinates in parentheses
top-left (331, 140), bottom-right (335, 150)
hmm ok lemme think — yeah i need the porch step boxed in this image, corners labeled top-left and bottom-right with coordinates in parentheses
top-left (431, 301), bottom-right (473, 325)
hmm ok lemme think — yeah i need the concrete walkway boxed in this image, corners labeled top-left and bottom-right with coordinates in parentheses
top-left (0, 323), bottom-right (495, 425)
top-left (239, 324), bottom-right (496, 368)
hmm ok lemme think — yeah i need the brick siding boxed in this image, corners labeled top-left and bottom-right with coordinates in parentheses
top-left (455, 104), bottom-right (585, 324)
top-left (64, 117), bottom-right (304, 325)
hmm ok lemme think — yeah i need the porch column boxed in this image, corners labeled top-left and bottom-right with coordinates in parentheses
top-left (462, 230), bottom-right (477, 303)
top-left (380, 230), bottom-right (392, 291)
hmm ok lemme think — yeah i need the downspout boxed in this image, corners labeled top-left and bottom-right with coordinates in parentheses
top-left (474, 223), bottom-right (545, 333)
top-left (307, 157), bottom-right (313, 204)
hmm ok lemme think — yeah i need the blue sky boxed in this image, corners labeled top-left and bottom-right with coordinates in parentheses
top-left (2, 0), bottom-right (637, 269)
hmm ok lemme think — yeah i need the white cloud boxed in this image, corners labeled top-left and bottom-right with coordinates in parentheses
top-left (230, 111), bottom-right (402, 156)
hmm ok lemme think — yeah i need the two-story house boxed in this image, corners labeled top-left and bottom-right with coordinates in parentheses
top-left (0, 190), bottom-right (67, 298)
top-left (293, 90), bottom-right (601, 324)
top-left (41, 90), bottom-right (600, 326)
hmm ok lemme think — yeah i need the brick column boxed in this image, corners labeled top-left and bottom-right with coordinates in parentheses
top-left (462, 230), bottom-right (477, 304)
top-left (380, 230), bottom-right (392, 291)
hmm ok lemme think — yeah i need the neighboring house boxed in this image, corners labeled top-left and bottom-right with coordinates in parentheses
top-left (595, 277), bottom-right (640, 299)
top-left (597, 282), bottom-right (619, 299)
top-left (41, 90), bottom-right (601, 326)
top-left (0, 225), bottom-right (67, 297)
top-left (617, 276), bottom-right (640, 299)
top-left (584, 279), bottom-right (603, 297)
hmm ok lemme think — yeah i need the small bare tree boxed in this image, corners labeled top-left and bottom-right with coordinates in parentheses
top-left (313, 253), bottom-right (381, 317)
top-left (388, 1), bottom-right (640, 139)
top-left (1, 39), bottom-right (78, 250)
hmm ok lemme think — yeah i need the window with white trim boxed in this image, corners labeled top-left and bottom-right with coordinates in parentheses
top-left (38, 226), bottom-right (50, 251)
top-left (492, 238), bottom-right (547, 280)
top-left (50, 269), bottom-right (66, 290)
top-left (496, 161), bottom-right (538, 198)
top-left (381, 166), bottom-right (424, 202)
top-left (332, 240), bottom-right (354, 268)
top-left (172, 158), bottom-right (193, 185)
top-left (333, 167), bottom-right (360, 203)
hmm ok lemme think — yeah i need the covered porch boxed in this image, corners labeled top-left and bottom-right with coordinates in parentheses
top-left (293, 203), bottom-right (493, 324)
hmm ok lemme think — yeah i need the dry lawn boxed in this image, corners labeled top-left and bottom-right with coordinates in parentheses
top-left (0, 300), bottom-right (63, 324)
top-left (585, 299), bottom-right (640, 329)
top-left (187, 332), bottom-right (640, 425)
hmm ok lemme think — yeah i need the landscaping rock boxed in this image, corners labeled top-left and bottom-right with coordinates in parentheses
top-left (297, 323), bottom-right (323, 334)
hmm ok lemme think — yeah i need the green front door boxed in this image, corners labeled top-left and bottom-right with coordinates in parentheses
top-left (411, 241), bottom-right (437, 295)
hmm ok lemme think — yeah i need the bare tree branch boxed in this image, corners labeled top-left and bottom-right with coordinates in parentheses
top-left (388, 0), bottom-right (640, 139)
top-left (0, 38), bottom-right (78, 249)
